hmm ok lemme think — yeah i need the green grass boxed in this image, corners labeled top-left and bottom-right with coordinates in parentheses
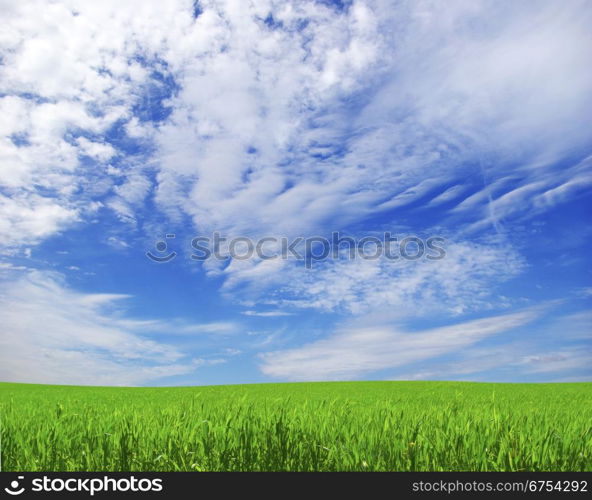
top-left (1, 381), bottom-right (591, 471)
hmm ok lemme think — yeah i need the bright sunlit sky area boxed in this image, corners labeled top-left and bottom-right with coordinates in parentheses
top-left (0, 0), bottom-right (591, 386)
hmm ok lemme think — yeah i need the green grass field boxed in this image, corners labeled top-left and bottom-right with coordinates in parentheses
top-left (1, 381), bottom-right (590, 471)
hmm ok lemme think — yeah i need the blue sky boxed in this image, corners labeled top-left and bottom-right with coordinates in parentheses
top-left (0, 0), bottom-right (590, 386)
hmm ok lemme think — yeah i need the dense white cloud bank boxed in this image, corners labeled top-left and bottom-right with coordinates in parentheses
top-left (2, 0), bottom-right (590, 248)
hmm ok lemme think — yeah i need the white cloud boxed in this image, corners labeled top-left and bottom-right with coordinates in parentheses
top-left (0, 0), bottom-right (189, 248)
top-left (106, 236), bottom-right (130, 249)
top-left (457, 156), bottom-right (592, 234)
top-left (518, 350), bottom-right (592, 375)
top-left (260, 308), bottom-right (540, 381)
top-left (365, 0), bottom-right (592, 158)
top-left (392, 344), bottom-right (592, 383)
top-left (153, 0), bottom-right (387, 241)
top-left (242, 310), bottom-right (294, 317)
top-left (388, 308), bottom-right (592, 382)
top-left (76, 137), bottom-right (117, 162)
top-left (0, 193), bottom-right (79, 247)
top-left (0, 270), bottom-right (203, 385)
top-left (175, 322), bottom-right (239, 334)
top-left (225, 239), bottom-right (524, 316)
top-left (427, 185), bottom-right (466, 207)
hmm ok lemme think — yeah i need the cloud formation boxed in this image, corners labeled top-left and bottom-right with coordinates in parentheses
top-left (0, 270), bottom-right (214, 385)
top-left (3, 1), bottom-right (590, 251)
top-left (260, 308), bottom-right (540, 381)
